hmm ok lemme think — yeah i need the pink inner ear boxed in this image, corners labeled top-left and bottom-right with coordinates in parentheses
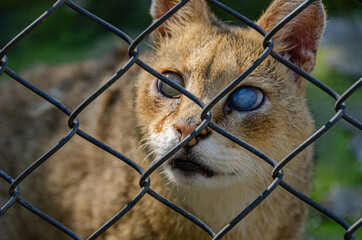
top-left (257, 1), bottom-right (325, 73)
top-left (278, 16), bottom-right (321, 71)
top-left (281, 32), bottom-right (316, 69)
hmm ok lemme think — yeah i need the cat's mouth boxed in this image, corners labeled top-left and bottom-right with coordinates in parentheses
top-left (170, 155), bottom-right (215, 178)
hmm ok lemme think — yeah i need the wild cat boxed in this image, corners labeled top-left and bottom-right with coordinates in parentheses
top-left (0, 0), bottom-right (326, 239)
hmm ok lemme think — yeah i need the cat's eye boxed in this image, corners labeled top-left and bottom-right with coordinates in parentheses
top-left (226, 87), bottom-right (264, 111)
top-left (157, 72), bottom-right (185, 98)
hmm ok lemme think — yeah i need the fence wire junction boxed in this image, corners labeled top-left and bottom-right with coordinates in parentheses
top-left (0, 0), bottom-right (361, 239)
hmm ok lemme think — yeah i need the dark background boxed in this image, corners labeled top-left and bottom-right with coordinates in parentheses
top-left (0, 0), bottom-right (361, 70)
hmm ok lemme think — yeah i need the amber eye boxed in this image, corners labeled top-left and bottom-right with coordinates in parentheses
top-left (157, 72), bottom-right (185, 98)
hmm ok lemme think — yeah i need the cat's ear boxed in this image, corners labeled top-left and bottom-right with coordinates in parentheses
top-left (150, 0), bottom-right (212, 42)
top-left (257, 0), bottom-right (326, 74)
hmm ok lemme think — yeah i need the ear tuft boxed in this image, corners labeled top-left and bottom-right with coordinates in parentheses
top-left (150, 0), bottom-right (180, 20)
top-left (150, 0), bottom-right (212, 42)
top-left (257, 0), bottom-right (326, 74)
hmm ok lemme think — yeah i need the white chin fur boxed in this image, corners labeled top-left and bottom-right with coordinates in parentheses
top-left (161, 165), bottom-right (242, 189)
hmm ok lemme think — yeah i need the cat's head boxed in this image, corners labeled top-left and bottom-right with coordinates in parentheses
top-left (136, 0), bottom-right (325, 189)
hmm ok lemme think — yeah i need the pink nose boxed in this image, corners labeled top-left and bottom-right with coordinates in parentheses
top-left (174, 120), bottom-right (209, 147)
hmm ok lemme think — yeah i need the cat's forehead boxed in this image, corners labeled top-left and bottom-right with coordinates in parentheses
top-left (155, 23), bottom-right (264, 77)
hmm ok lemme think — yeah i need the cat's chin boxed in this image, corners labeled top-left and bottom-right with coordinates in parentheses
top-left (162, 167), bottom-right (239, 189)
top-left (170, 154), bottom-right (217, 178)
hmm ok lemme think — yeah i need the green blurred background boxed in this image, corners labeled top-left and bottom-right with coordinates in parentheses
top-left (0, 0), bottom-right (361, 239)
top-left (1, 0), bottom-right (361, 71)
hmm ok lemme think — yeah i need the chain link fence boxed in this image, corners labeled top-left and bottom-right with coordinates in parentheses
top-left (0, 0), bottom-right (361, 239)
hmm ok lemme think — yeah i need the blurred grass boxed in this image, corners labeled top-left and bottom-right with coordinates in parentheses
top-left (307, 214), bottom-right (352, 240)
top-left (0, 0), bottom-right (150, 72)
top-left (1, 1), bottom-right (361, 239)
top-left (306, 47), bottom-right (362, 240)
top-left (309, 47), bottom-right (361, 197)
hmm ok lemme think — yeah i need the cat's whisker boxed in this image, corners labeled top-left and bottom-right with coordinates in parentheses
top-left (141, 150), bottom-right (156, 165)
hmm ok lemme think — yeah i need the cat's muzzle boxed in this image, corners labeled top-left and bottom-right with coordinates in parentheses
top-left (170, 153), bottom-right (215, 178)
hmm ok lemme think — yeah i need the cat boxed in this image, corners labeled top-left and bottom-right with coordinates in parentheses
top-left (0, 0), bottom-right (326, 239)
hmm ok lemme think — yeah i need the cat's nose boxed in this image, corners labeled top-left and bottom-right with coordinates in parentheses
top-left (174, 120), bottom-right (210, 147)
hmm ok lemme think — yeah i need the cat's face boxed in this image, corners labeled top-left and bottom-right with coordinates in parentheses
top-left (135, 0), bottom-right (324, 189)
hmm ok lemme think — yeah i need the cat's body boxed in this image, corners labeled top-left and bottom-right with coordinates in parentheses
top-left (0, 0), bottom-right (326, 239)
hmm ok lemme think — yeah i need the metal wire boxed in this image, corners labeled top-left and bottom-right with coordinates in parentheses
top-left (0, 0), bottom-right (361, 239)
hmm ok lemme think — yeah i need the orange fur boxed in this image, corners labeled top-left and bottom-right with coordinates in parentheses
top-left (0, 0), bottom-right (325, 239)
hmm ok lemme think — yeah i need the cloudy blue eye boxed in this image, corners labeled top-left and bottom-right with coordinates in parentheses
top-left (227, 87), bottom-right (264, 111)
